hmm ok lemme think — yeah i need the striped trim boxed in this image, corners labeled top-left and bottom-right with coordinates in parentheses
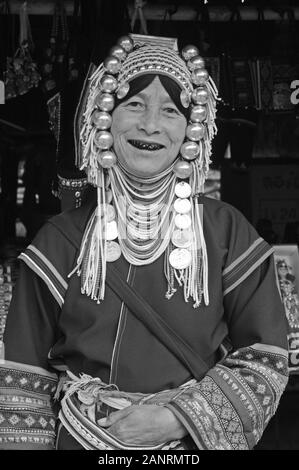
top-left (223, 238), bottom-right (265, 275)
top-left (19, 248), bottom-right (67, 307)
top-left (223, 239), bottom-right (274, 296)
top-left (27, 245), bottom-right (68, 290)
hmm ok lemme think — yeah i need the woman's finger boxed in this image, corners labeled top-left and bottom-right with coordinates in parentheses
top-left (97, 406), bottom-right (134, 427)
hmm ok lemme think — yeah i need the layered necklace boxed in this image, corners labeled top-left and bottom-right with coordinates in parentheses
top-left (71, 161), bottom-right (209, 308)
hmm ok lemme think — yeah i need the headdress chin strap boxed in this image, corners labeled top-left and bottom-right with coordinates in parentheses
top-left (71, 34), bottom-right (219, 308)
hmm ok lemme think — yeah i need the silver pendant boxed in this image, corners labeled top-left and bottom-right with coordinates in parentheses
top-left (106, 241), bottom-right (121, 262)
top-left (105, 220), bottom-right (118, 240)
top-left (169, 248), bottom-right (192, 270)
top-left (174, 198), bottom-right (191, 214)
top-left (174, 213), bottom-right (191, 230)
top-left (171, 228), bottom-right (193, 248)
top-left (175, 182), bottom-right (192, 199)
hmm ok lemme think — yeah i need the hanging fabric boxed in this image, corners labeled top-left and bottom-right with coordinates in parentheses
top-left (41, 0), bottom-right (69, 94)
top-left (4, 1), bottom-right (41, 100)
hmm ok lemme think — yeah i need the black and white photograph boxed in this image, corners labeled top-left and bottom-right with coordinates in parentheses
top-left (0, 0), bottom-right (298, 457)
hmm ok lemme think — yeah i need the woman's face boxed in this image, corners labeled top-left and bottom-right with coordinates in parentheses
top-left (111, 76), bottom-right (187, 177)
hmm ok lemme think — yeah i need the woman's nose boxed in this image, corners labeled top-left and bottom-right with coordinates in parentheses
top-left (138, 106), bottom-right (160, 134)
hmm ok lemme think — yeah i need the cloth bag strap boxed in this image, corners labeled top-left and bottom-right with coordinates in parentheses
top-left (106, 264), bottom-right (210, 381)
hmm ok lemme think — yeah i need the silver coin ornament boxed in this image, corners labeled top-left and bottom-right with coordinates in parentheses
top-left (174, 213), bottom-right (192, 230)
top-left (171, 228), bottom-right (193, 248)
top-left (169, 248), bottom-right (192, 270)
top-left (95, 131), bottom-right (113, 150)
top-left (175, 181), bottom-right (192, 198)
top-left (187, 55), bottom-right (205, 71)
top-left (92, 111), bottom-right (112, 130)
top-left (180, 141), bottom-right (200, 160)
top-left (190, 105), bottom-right (207, 123)
top-left (106, 204), bottom-right (116, 222)
top-left (191, 87), bottom-right (209, 105)
top-left (104, 56), bottom-right (121, 75)
top-left (191, 68), bottom-right (209, 86)
top-left (116, 82), bottom-right (130, 99)
top-left (106, 220), bottom-right (118, 240)
top-left (186, 123), bottom-right (205, 141)
top-left (110, 45), bottom-right (127, 62)
top-left (100, 74), bottom-right (118, 93)
top-left (180, 90), bottom-right (191, 108)
top-left (98, 203), bottom-right (115, 221)
top-left (181, 45), bottom-right (199, 61)
top-left (173, 160), bottom-right (193, 179)
top-left (117, 35), bottom-right (134, 52)
top-left (97, 150), bottom-right (117, 168)
top-left (106, 241), bottom-right (122, 262)
top-left (174, 198), bottom-right (191, 214)
top-left (96, 93), bottom-right (115, 112)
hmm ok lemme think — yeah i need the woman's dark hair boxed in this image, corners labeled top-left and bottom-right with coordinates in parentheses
top-left (114, 74), bottom-right (190, 119)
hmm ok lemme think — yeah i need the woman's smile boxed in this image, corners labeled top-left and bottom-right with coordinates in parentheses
top-left (128, 139), bottom-right (165, 152)
top-left (111, 76), bottom-right (187, 176)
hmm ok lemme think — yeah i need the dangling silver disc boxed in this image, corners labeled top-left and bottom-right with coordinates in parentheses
top-left (175, 182), bottom-right (192, 199)
top-left (174, 198), bottom-right (191, 214)
top-left (169, 248), bottom-right (192, 270)
top-left (105, 204), bottom-right (116, 222)
top-left (106, 241), bottom-right (122, 262)
top-left (171, 228), bottom-right (193, 248)
top-left (106, 220), bottom-right (118, 240)
top-left (174, 214), bottom-right (192, 230)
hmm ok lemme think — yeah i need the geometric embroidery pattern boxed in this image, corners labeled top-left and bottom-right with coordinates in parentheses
top-left (168, 343), bottom-right (288, 450)
top-left (0, 362), bottom-right (58, 449)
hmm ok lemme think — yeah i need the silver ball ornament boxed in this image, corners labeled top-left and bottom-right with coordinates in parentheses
top-left (117, 35), bottom-right (134, 52)
top-left (180, 141), bottom-right (200, 160)
top-left (181, 45), bottom-right (199, 61)
top-left (110, 45), bottom-right (127, 62)
top-left (97, 150), bottom-right (117, 169)
top-left (173, 160), bottom-right (193, 179)
top-left (95, 93), bottom-right (115, 112)
top-left (187, 55), bottom-right (205, 71)
top-left (100, 74), bottom-right (118, 93)
top-left (92, 111), bottom-right (112, 130)
top-left (95, 131), bottom-right (113, 150)
top-left (104, 56), bottom-right (121, 75)
top-left (186, 123), bottom-right (205, 141)
top-left (190, 105), bottom-right (207, 122)
top-left (191, 68), bottom-right (209, 86)
top-left (191, 87), bottom-right (209, 105)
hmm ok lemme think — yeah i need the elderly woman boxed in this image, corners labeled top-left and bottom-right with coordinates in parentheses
top-left (0, 35), bottom-right (288, 450)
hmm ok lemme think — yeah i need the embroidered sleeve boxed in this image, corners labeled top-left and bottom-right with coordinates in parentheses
top-left (166, 344), bottom-right (288, 450)
top-left (165, 256), bottom-right (289, 450)
top-left (0, 361), bottom-right (58, 449)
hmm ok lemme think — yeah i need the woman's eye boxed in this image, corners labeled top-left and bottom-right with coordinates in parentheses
top-left (126, 101), bottom-right (144, 109)
top-left (164, 107), bottom-right (180, 115)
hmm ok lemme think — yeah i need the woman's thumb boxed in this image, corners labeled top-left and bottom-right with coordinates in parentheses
top-left (97, 406), bottom-right (132, 427)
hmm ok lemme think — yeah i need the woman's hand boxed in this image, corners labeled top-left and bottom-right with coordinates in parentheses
top-left (97, 404), bottom-right (187, 446)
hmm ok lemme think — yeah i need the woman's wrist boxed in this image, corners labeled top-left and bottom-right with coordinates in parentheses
top-left (161, 406), bottom-right (188, 441)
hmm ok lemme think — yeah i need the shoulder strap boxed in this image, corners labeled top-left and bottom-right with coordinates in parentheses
top-left (106, 264), bottom-right (210, 382)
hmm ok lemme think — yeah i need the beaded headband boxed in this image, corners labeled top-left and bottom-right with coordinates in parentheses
top-left (75, 34), bottom-right (218, 188)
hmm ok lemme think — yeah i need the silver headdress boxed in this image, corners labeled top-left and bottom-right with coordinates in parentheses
top-left (71, 34), bottom-right (218, 308)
